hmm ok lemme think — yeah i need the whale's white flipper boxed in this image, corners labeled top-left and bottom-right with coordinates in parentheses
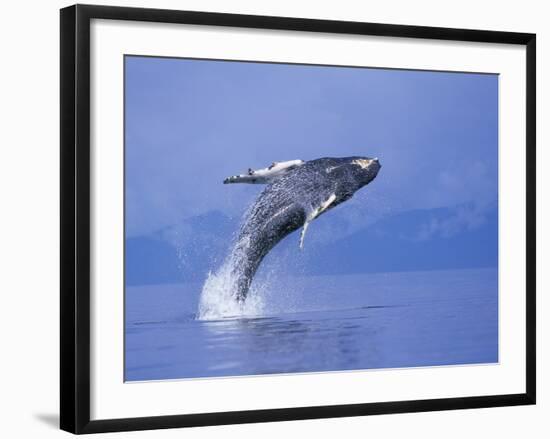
top-left (299, 193), bottom-right (337, 249)
top-left (224, 160), bottom-right (304, 184)
top-left (299, 221), bottom-right (310, 249)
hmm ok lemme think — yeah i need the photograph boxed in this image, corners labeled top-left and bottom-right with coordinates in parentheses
top-left (124, 55), bottom-right (499, 382)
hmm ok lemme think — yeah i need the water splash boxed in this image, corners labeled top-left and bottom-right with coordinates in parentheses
top-left (197, 232), bottom-right (313, 320)
top-left (196, 198), bottom-right (309, 320)
top-left (196, 182), bottom-right (329, 320)
top-left (197, 233), bottom-right (263, 320)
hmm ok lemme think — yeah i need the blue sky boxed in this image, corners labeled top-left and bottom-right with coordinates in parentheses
top-left (125, 56), bottom-right (498, 283)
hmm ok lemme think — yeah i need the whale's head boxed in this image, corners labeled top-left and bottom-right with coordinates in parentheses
top-left (344, 156), bottom-right (381, 189)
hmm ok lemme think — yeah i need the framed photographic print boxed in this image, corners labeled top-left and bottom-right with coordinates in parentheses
top-left (60, 4), bottom-right (536, 434)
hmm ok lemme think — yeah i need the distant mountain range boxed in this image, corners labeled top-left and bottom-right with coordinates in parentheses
top-left (307, 205), bottom-right (497, 275)
top-left (125, 205), bottom-right (498, 286)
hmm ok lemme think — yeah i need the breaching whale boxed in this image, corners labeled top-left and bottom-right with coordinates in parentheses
top-left (224, 156), bottom-right (381, 302)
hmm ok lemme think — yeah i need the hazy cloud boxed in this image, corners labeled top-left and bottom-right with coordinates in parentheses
top-left (125, 57), bottom-right (498, 240)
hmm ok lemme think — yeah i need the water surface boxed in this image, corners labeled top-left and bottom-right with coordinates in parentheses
top-left (125, 268), bottom-right (497, 381)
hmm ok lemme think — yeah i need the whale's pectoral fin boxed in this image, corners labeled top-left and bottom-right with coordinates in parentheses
top-left (299, 193), bottom-right (337, 249)
top-left (299, 221), bottom-right (310, 249)
top-left (224, 159), bottom-right (304, 184)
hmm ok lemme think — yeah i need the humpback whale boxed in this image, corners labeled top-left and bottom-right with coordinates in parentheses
top-left (224, 156), bottom-right (381, 302)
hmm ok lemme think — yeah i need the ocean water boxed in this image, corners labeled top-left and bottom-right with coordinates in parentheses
top-left (125, 268), bottom-right (498, 381)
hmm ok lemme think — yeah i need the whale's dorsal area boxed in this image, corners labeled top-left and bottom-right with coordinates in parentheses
top-left (223, 159), bottom-right (304, 184)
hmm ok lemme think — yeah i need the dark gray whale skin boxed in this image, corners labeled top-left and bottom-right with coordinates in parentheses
top-left (230, 156), bottom-right (381, 302)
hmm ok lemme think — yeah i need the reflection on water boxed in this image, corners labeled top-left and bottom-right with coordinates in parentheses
top-left (125, 269), bottom-right (498, 381)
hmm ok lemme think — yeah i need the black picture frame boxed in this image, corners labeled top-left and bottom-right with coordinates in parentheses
top-left (60, 4), bottom-right (536, 434)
